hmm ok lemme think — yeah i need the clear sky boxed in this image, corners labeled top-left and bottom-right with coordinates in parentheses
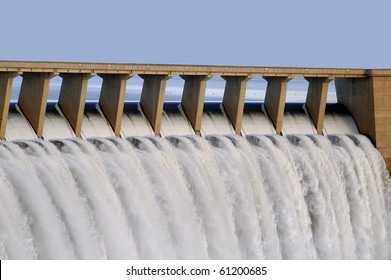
top-left (1, 0), bottom-right (390, 68)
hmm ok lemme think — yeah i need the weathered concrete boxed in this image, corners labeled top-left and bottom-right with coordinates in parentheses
top-left (99, 74), bottom-right (132, 136)
top-left (139, 74), bottom-right (171, 135)
top-left (371, 75), bottom-right (391, 173)
top-left (335, 73), bottom-right (391, 172)
top-left (180, 75), bottom-right (211, 135)
top-left (263, 76), bottom-right (292, 134)
top-left (335, 78), bottom-right (374, 139)
top-left (18, 72), bottom-right (57, 137)
top-left (0, 72), bottom-right (20, 139)
top-left (305, 77), bottom-right (333, 134)
top-left (222, 76), bottom-right (252, 134)
top-left (58, 73), bottom-right (94, 137)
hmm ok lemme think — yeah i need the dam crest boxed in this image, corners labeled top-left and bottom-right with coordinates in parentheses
top-left (0, 61), bottom-right (390, 171)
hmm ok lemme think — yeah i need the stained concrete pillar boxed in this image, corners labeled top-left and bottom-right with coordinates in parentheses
top-left (99, 74), bottom-right (132, 136)
top-left (18, 72), bottom-right (57, 138)
top-left (180, 75), bottom-right (211, 135)
top-left (58, 73), bottom-right (94, 137)
top-left (222, 75), bottom-right (252, 134)
top-left (0, 72), bottom-right (21, 139)
top-left (335, 78), bottom-right (374, 139)
top-left (305, 77), bottom-right (333, 134)
top-left (263, 76), bottom-right (292, 134)
top-left (335, 75), bottom-right (391, 172)
top-left (139, 74), bottom-right (171, 135)
top-left (371, 75), bottom-right (391, 173)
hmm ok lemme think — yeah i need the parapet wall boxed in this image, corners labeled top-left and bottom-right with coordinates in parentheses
top-left (0, 61), bottom-right (390, 172)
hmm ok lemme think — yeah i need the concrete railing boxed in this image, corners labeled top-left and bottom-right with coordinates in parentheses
top-left (0, 61), bottom-right (390, 171)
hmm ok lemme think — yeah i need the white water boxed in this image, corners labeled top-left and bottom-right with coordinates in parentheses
top-left (160, 105), bottom-right (195, 137)
top-left (0, 134), bottom-right (390, 260)
top-left (121, 104), bottom-right (154, 137)
top-left (241, 105), bottom-right (276, 135)
top-left (81, 105), bottom-right (116, 138)
top-left (282, 105), bottom-right (317, 135)
top-left (43, 105), bottom-right (76, 140)
top-left (5, 105), bottom-right (37, 141)
top-left (323, 110), bottom-right (360, 135)
top-left (201, 105), bottom-right (236, 136)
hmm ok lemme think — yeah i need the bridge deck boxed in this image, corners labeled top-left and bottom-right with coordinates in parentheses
top-left (1, 60), bottom-right (385, 78)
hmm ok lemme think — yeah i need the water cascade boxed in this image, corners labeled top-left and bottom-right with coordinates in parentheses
top-left (0, 134), bottom-right (390, 259)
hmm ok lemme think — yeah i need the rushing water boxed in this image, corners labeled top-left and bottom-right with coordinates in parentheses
top-left (0, 134), bottom-right (390, 259)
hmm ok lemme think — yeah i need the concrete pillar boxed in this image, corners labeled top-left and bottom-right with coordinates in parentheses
top-left (139, 74), bottom-right (171, 136)
top-left (222, 75), bottom-right (252, 134)
top-left (18, 72), bottom-right (56, 138)
top-left (370, 75), bottom-right (391, 172)
top-left (58, 73), bottom-right (94, 137)
top-left (0, 72), bottom-right (20, 139)
top-left (335, 78), bottom-right (374, 139)
top-left (99, 74), bottom-right (132, 136)
top-left (180, 75), bottom-right (211, 135)
top-left (335, 75), bottom-right (391, 172)
top-left (305, 77), bottom-right (333, 134)
top-left (263, 76), bottom-right (292, 134)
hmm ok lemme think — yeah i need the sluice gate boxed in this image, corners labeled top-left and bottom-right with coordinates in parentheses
top-left (0, 61), bottom-right (390, 171)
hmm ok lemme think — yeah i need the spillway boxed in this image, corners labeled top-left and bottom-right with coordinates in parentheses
top-left (0, 61), bottom-right (391, 260)
top-left (0, 132), bottom-right (390, 259)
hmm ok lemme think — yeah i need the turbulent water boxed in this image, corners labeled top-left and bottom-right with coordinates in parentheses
top-left (0, 134), bottom-right (390, 260)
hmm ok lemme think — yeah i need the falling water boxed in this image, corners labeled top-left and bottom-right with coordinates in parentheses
top-left (0, 134), bottom-right (390, 260)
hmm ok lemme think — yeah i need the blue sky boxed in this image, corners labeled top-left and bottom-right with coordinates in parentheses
top-left (1, 0), bottom-right (390, 68)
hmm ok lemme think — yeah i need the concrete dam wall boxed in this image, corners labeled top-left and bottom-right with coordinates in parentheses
top-left (0, 61), bottom-right (390, 171)
top-left (0, 61), bottom-right (391, 259)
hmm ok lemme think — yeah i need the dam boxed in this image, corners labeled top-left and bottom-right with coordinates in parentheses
top-left (0, 61), bottom-right (390, 259)
top-left (1, 61), bottom-right (390, 171)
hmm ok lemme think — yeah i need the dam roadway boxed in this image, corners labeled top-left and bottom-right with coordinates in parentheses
top-left (0, 60), bottom-right (390, 171)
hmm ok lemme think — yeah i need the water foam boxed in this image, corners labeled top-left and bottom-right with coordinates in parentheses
top-left (0, 135), bottom-right (389, 259)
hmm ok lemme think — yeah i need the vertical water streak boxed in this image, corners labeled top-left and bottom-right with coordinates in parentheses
top-left (0, 164), bottom-right (37, 259)
top-left (308, 135), bottom-right (357, 259)
top-left (329, 136), bottom-right (375, 259)
top-left (247, 136), bottom-right (309, 259)
top-left (350, 135), bottom-right (391, 258)
top-left (129, 137), bottom-right (208, 259)
top-left (331, 135), bottom-right (389, 259)
top-left (266, 135), bottom-right (316, 258)
top-left (206, 135), bottom-right (265, 259)
top-left (0, 142), bottom-right (76, 259)
top-left (0, 240), bottom-right (7, 259)
top-left (90, 137), bottom-right (176, 259)
top-left (56, 139), bottom-right (138, 259)
top-left (20, 140), bottom-right (106, 259)
top-left (288, 135), bottom-right (352, 259)
top-left (168, 136), bottom-right (242, 259)
top-left (226, 135), bottom-right (282, 259)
